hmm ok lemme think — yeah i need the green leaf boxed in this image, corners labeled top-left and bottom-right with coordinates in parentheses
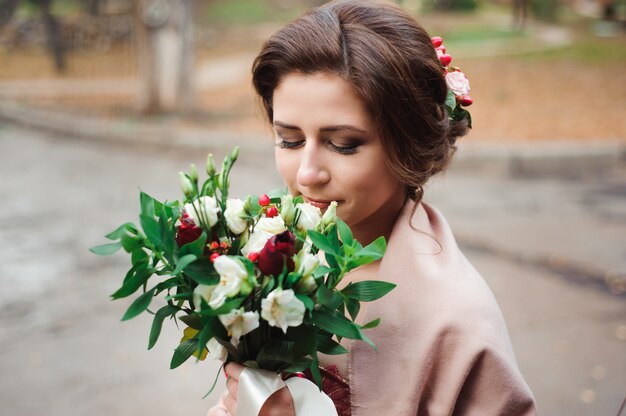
top-left (173, 254), bottom-right (197, 275)
top-left (256, 339), bottom-right (296, 368)
top-left (310, 307), bottom-right (362, 340)
top-left (316, 335), bottom-right (348, 355)
top-left (445, 89), bottom-right (457, 112)
top-left (336, 219), bottom-right (353, 246)
top-left (121, 232), bottom-right (142, 253)
top-left (140, 214), bottom-right (162, 248)
top-left (159, 209), bottom-right (175, 260)
top-left (196, 320), bottom-right (215, 358)
top-left (361, 318), bottom-right (381, 330)
top-left (170, 338), bottom-right (198, 369)
top-left (295, 294), bottom-right (314, 311)
top-left (180, 231), bottom-right (207, 257)
top-left (359, 237), bottom-right (386, 260)
top-left (313, 266), bottom-right (333, 279)
top-left (316, 285), bottom-right (343, 310)
top-left (202, 362), bottom-right (225, 399)
top-left (121, 288), bottom-right (156, 321)
top-left (307, 230), bottom-right (339, 256)
top-left (179, 314), bottom-right (203, 330)
top-left (140, 191), bottom-right (156, 217)
top-left (149, 305), bottom-right (179, 349)
top-left (345, 297), bottom-right (361, 321)
top-left (211, 298), bottom-right (245, 315)
top-left (112, 266), bottom-right (153, 299)
top-left (342, 280), bottom-right (396, 302)
top-left (131, 248), bottom-right (149, 266)
top-left (105, 222), bottom-right (136, 240)
top-left (89, 241), bottom-right (122, 256)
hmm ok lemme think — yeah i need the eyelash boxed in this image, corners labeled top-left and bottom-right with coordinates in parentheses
top-left (275, 137), bottom-right (360, 156)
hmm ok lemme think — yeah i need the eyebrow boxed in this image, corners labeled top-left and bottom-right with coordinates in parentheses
top-left (273, 120), bottom-right (369, 136)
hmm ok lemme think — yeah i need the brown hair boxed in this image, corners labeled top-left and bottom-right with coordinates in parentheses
top-left (252, 0), bottom-right (469, 202)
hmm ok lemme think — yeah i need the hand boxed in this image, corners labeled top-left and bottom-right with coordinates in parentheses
top-left (221, 362), bottom-right (296, 416)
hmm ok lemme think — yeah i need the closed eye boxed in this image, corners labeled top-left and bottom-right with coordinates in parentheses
top-left (276, 139), bottom-right (304, 150)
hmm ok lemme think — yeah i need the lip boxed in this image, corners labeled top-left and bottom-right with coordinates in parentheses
top-left (303, 196), bottom-right (335, 210)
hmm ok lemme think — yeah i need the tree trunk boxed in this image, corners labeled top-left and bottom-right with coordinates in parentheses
top-left (38, 0), bottom-right (66, 73)
top-left (0, 0), bottom-right (20, 30)
top-left (135, 0), bottom-right (195, 114)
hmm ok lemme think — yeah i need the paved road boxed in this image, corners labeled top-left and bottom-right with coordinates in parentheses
top-left (0, 123), bottom-right (624, 416)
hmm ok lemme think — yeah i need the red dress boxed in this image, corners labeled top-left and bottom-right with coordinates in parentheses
top-left (299, 365), bottom-right (351, 416)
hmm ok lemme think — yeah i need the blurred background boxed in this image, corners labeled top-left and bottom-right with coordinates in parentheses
top-left (0, 0), bottom-right (624, 415)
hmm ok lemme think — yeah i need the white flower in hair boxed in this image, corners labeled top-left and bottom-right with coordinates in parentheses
top-left (445, 71), bottom-right (471, 97)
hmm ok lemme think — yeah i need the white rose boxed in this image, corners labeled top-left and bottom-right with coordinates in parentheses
top-left (296, 203), bottom-right (322, 231)
top-left (224, 198), bottom-right (247, 235)
top-left (218, 308), bottom-right (260, 347)
top-left (207, 338), bottom-right (227, 361)
top-left (256, 216), bottom-right (287, 234)
top-left (185, 196), bottom-right (220, 227)
top-left (261, 288), bottom-right (305, 333)
top-left (445, 71), bottom-right (470, 97)
top-left (241, 217), bottom-right (287, 256)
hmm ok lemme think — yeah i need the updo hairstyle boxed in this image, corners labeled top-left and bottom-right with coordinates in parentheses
top-left (252, 0), bottom-right (470, 202)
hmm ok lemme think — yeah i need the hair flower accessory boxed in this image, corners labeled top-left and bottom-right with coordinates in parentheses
top-left (432, 36), bottom-right (473, 128)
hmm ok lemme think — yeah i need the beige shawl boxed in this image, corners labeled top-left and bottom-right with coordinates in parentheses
top-left (348, 201), bottom-right (537, 415)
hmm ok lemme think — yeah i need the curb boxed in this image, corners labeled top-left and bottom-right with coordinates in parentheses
top-left (1, 99), bottom-right (625, 176)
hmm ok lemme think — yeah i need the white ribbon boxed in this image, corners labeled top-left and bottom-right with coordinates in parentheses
top-left (237, 368), bottom-right (338, 416)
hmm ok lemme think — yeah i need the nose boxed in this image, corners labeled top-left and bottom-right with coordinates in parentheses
top-left (296, 142), bottom-right (331, 188)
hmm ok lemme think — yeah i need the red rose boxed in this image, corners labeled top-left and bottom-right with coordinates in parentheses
top-left (175, 213), bottom-right (203, 247)
top-left (257, 230), bottom-right (296, 277)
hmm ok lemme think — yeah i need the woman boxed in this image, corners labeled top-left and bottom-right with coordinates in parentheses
top-left (210, 1), bottom-right (536, 414)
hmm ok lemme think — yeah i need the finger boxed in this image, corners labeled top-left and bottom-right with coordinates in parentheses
top-left (206, 406), bottom-right (230, 416)
top-left (226, 375), bottom-right (238, 400)
top-left (225, 362), bottom-right (245, 380)
top-left (223, 391), bottom-right (237, 415)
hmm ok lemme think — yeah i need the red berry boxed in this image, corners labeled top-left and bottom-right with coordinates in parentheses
top-left (266, 206), bottom-right (279, 218)
top-left (431, 36), bottom-right (443, 48)
top-left (248, 252), bottom-right (259, 263)
top-left (210, 241), bottom-right (219, 250)
top-left (439, 54), bottom-right (452, 67)
top-left (210, 253), bottom-right (220, 263)
top-left (436, 45), bottom-right (446, 54)
top-left (220, 241), bottom-right (229, 249)
top-left (258, 194), bottom-right (270, 206)
top-left (460, 95), bottom-right (473, 106)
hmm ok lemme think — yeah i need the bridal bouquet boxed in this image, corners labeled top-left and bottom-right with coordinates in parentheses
top-left (91, 148), bottom-right (395, 409)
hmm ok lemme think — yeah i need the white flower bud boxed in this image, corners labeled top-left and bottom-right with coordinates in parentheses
top-left (206, 153), bottom-right (216, 177)
top-left (296, 203), bottom-right (322, 231)
top-left (280, 195), bottom-right (296, 226)
top-left (179, 172), bottom-right (194, 198)
top-left (321, 201), bottom-right (337, 229)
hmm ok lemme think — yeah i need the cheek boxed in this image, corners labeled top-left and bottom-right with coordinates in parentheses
top-left (275, 150), bottom-right (298, 188)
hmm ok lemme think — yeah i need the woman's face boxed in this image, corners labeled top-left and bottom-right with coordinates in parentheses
top-left (272, 72), bottom-right (405, 238)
